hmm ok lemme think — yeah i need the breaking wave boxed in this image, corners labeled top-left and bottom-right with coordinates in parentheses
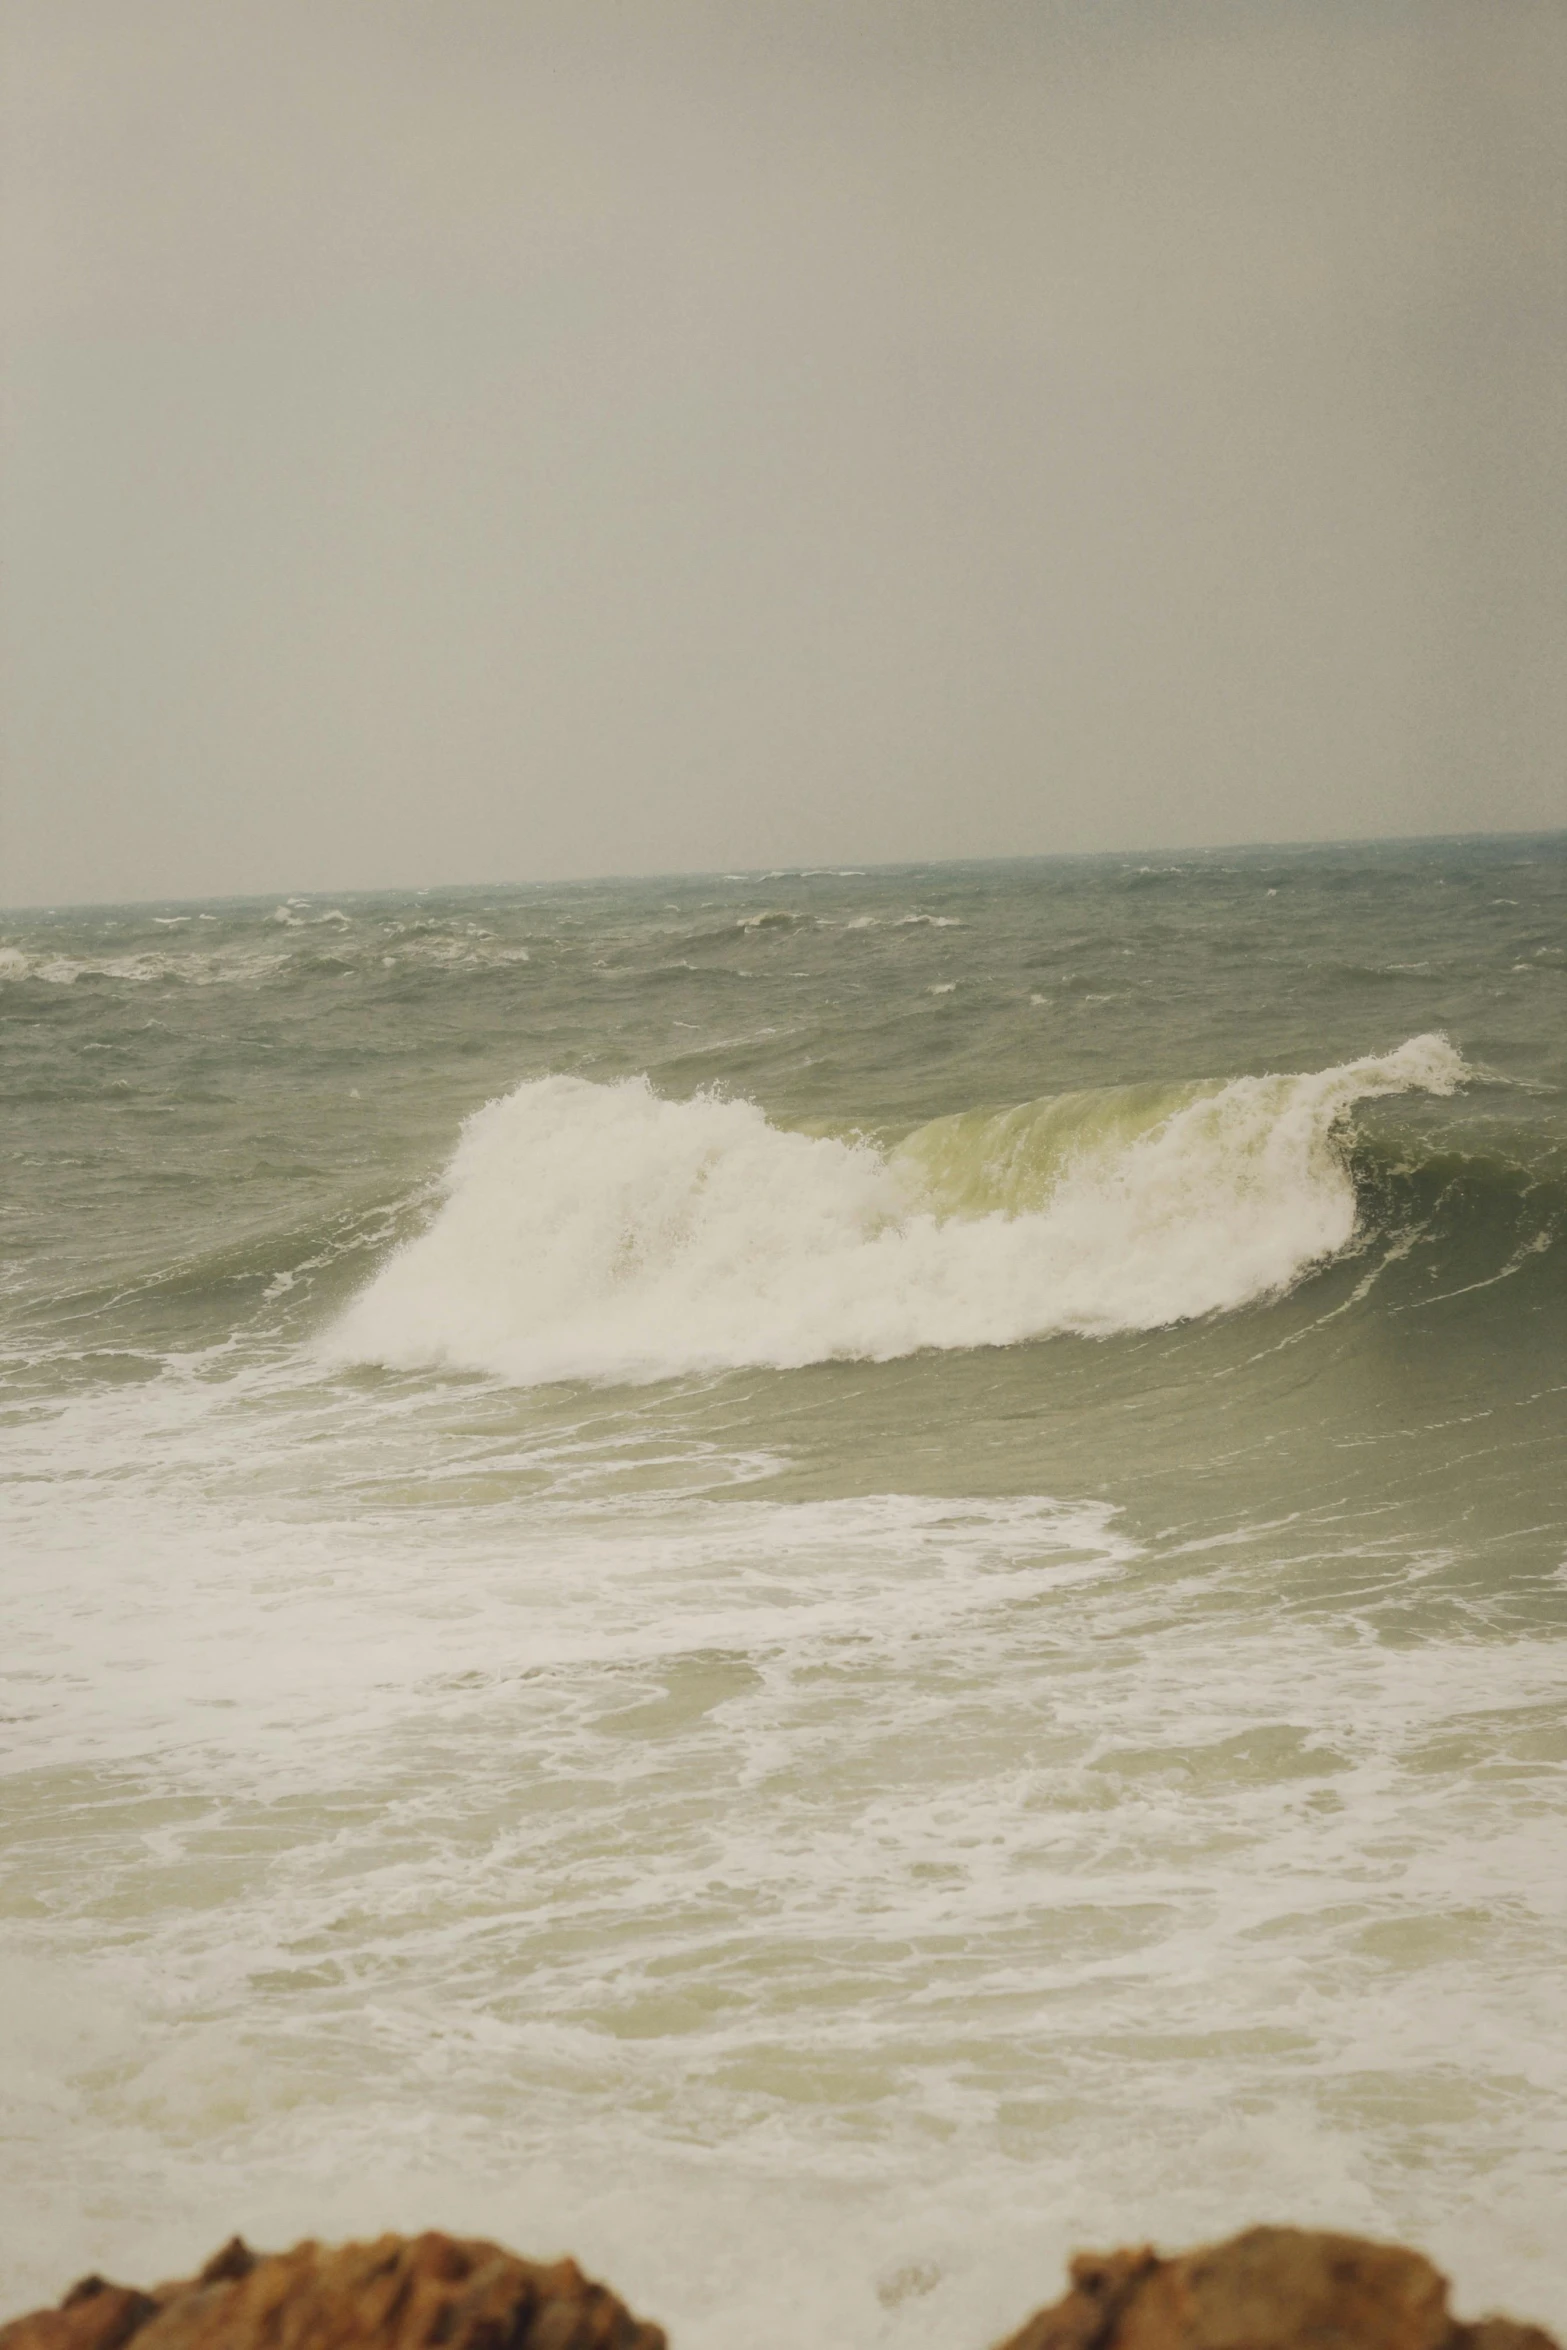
top-left (325, 1035), bottom-right (1468, 1385)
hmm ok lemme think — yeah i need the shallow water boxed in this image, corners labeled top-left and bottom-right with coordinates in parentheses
top-left (2, 839), bottom-right (1565, 2345)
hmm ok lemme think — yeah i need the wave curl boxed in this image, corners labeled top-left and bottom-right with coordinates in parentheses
top-left (324, 1036), bottom-right (1468, 1384)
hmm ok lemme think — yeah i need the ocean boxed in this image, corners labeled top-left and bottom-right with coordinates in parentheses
top-left (2, 836), bottom-right (1564, 2347)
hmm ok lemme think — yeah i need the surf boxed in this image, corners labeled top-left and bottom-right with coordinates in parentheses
top-left (324, 1034), bottom-right (1468, 1385)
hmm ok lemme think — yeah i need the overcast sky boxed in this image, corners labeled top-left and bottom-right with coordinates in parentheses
top-left (2, 0), bottom-right (1563, 907)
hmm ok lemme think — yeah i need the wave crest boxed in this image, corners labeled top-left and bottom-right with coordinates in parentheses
top-left (325, 1035), bottom-right (1466, 1384)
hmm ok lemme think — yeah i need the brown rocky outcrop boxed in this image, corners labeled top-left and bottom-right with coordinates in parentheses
top-left (0, 2233), bottom-right (664, 2350)
top-left (0, 2225), bottom-right (1556, 2350)
top-left (993, 2228), bottom-right (1558, 2350)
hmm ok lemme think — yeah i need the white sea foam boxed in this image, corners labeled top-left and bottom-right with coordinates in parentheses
top-left (0, 927), bottom-right (532, 989)
top-left (327, 1035), bottom-right (1466, 1384)
top-left (4, 1445), bottom-right (1564, 2344)
top-left (0, 943), bottom-right (292, 987)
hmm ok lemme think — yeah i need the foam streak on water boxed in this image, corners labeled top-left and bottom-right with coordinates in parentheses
top-left (2, 844), bottom-right (1565, 2345)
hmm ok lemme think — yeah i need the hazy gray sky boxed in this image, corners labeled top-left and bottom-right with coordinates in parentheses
top-left (3, 0), bottom-right (1563, 906)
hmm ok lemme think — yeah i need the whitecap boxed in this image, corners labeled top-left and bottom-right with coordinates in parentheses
top-left (325, 1036), bottom-right (1467, 1386)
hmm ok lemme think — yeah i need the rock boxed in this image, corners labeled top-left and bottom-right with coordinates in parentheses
top-left (993, 2228), bottom-right (1559, 2350)
top-left (0, 2281), bottom-right (159, 2350)
top-left (0, 2224), bottom-right (1556, 2350)
top-left (0, 2233), bottom-right (665, 2350)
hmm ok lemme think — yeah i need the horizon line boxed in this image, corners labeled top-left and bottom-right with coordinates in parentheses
top-left (4, 823), bottom-right (1563, 920)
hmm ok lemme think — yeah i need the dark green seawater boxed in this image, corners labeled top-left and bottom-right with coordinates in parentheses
top-left (2, 838), bottom-right (1564, 2345)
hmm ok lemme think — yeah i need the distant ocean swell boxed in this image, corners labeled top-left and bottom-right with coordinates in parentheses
top-left (324, 1034), bottom-right (1477, 1384)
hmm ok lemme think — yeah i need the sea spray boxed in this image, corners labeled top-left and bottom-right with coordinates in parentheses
top-left (325, 1034), bottom-right (1467, 1383)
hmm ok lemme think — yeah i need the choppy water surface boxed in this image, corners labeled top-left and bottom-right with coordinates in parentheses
top-left (2, 839), bottom-right (1565, 2347)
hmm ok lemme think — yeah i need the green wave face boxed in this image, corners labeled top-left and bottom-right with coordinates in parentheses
top-left (892, 1080), bottom-right (1214, 1218)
